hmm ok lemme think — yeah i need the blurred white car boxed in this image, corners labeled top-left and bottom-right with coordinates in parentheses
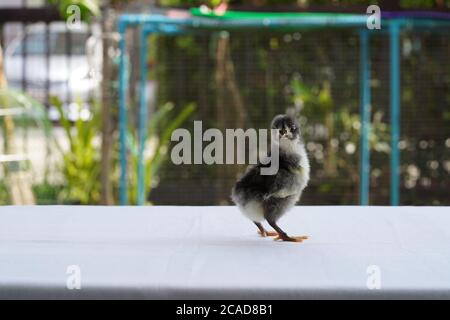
top-left (4, 22), bottom-right (101, 121)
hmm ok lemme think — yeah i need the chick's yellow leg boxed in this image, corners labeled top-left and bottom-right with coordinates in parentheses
top-left (254, 222), bottom-right (278, 237)
top-left (267, 220), bottom-right (308, 243)
top-left (274, 235), bottom-right (309, 242)
top-left (258, 230), bottom-right (279, 237)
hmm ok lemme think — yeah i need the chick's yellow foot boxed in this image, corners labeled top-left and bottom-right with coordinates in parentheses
top-left (274, 235), bottom-right (309, 242)
top-left (258, 230), bottom-right (279, 237)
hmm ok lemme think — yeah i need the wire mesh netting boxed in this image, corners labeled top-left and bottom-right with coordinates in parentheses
top-left (139, 27), bottom-right (450, 206)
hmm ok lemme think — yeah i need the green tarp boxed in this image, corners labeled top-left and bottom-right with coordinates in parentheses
top-left (190, 8), bottom-right (362, 20)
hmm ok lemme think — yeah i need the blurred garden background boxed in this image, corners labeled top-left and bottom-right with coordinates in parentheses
top-left (0, 0), bottom-right (449, 206)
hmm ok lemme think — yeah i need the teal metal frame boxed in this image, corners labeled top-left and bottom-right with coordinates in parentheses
top-left (359, 29), bottom-right (370, 206)
top-left (117, 13), bottom-right (450, 205)
top-left (137, 27), bottom-right (149, 205)
top-left (118, 21), bottom-right (129, 205)
top-left (389, 21), bottom-right (401, 206)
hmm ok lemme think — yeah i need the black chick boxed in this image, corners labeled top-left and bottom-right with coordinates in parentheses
top-left (231, 114), bottom-right (310, 242)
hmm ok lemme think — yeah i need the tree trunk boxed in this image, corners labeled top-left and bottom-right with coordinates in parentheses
top-left (100, 9), bottom-right (116, 205)
top-left (215, 32), bottom-right (248, 204)
top-left (215, 33), bottom-right (228, 204)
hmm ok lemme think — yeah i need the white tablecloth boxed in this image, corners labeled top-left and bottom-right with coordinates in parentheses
top-left (0, 205), bottom-right (449, 299)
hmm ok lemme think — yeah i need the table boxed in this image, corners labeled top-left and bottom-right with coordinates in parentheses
top-left (0, 206), bottom-right (449, 299)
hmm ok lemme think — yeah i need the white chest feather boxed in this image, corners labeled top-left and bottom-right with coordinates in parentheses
top-left (281, 139), bottom-right (310, 187)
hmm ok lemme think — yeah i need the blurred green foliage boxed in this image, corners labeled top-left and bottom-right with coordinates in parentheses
top-left (48, 0), bottom-right (101, 21)
top-left (0, 88), bottom-right (53, 139)
top-left (0, 182), bottom-right (8, 205)
top-left (48, 0), bottom-right (450, 14)
top-left (44, 97), bottom-right (194, 205)
top-left (290, 77), bottom-right (390, 200)
top-left (33, 183), bottom-right (64, 205)
top-left (127, 102), bottom-right (196, 204)
top-left (0, 88), bottom-right (55, 204)
top-left (157, 0), bottom-right (450, 8)
top-left (51, 97), bottom-right (101, 204)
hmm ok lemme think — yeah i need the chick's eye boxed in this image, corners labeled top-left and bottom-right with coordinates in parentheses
top-left (291, 126), bottom-right (297, 131)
